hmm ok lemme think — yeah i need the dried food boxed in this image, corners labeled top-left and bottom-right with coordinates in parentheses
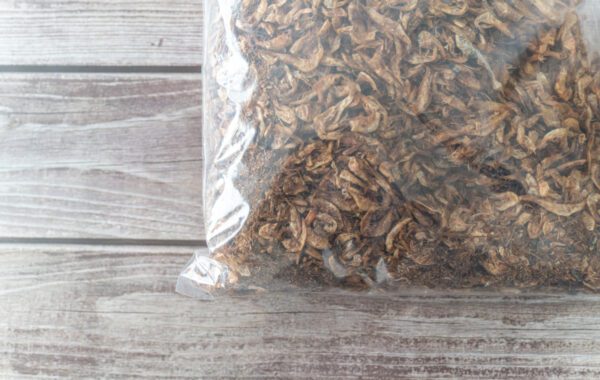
top-left (194, 0), bottom-right (600, 293)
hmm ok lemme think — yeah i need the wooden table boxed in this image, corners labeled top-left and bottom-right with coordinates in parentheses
top-left (1, 1), bottom-right (600, 378)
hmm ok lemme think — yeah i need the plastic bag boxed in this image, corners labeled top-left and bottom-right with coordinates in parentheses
top-left (178, 0), bottom-right (600, 299)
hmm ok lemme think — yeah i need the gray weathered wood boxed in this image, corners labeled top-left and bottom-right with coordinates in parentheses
top-left (0, 73), bottom-right (204, 239)
top-left (0, 0), bottom-right (202, 66)
top-left (1, 245), bottom-right (600, 379)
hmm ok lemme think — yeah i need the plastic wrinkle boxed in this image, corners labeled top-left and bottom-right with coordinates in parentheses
top-left (176, 251), bottom-right (228, 300)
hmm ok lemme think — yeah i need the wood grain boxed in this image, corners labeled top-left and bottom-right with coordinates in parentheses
top-left (0, 73), bottom-right (204, 240)
top-left (0, 0), bottom-right (202, 66)
top-left (1, 245), bottom-right (600, 379)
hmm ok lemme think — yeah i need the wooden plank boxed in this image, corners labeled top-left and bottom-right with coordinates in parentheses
top-left (0, 73), bottom-right (204, 239)
top-left (0, 0), bottom-right (202, 66)
top-left (2, 0), bottom-right (596, 68)
top-left (2, 245), bottom-right (600, 379)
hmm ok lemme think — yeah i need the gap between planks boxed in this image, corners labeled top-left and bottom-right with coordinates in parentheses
top-left (0, 238), bottom-right (205, 247)
top-left (0, 65), bottom-right (202, 74)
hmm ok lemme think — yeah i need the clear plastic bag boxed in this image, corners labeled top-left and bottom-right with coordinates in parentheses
top-left (179, 0), bottom-right (600, 299)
